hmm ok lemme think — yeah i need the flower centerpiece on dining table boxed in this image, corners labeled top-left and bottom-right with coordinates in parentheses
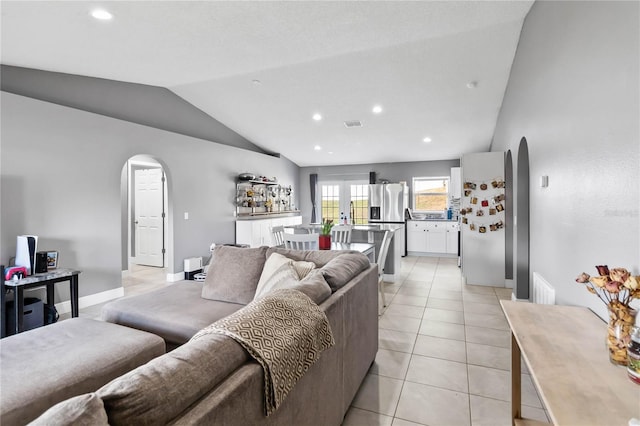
top-left (319, 219), bottom-right (334, 250)
top-left (576, 266), bottom-right (640, 365)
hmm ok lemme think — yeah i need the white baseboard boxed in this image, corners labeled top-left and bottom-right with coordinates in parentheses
top-left (55, 286), bottom-right (125, 314)
top-left (121, 269), bottom-right (129, 277)
top-left (505, 279), bottom-right (514, 289)
top-left (167, 271), bottom-right (184, 282)
top-left (510, 293), bottom-right (530, 302)
top-left (383, 273), bottom-right (397, 283)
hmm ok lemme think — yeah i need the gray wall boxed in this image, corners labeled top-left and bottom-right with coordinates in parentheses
top-left (1, 65), bottom-right (269, 155)
top-left (1, 91), bottom-right (299, 301)
top-left (299, 160), bottom-right (460, 224)
top-left (491, 1), bottom-right (639, 319)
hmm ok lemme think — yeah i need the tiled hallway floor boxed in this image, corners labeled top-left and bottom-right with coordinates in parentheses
top-left (342, 256), bottom-right (550, 426)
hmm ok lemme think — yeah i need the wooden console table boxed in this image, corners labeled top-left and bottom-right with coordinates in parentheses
top-left (501, 301), bottom-right (640, 425)
top-left (1, 268), bottom-right (81, 337)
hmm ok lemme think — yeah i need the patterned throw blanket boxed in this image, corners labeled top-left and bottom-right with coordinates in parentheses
top-left (190, 289), bottom-right (335, 416)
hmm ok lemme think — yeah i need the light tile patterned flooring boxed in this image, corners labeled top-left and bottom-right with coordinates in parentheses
top-left (342, 256), bottom-right (550, 426)
top-left (71, 258), bottom-right (550, 426)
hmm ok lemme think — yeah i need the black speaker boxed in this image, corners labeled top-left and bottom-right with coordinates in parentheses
top-left (369, 172), bottom-right (376, 184)
top-left (35, 252), bottom-right (48, 274)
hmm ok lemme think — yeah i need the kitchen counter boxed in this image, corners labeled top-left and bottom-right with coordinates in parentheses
top-left (353, 224), bottom-right (404, 232)
top-left (408, 219), bottom-right (458, 222)
top-left (285, 223), bottom-right (405, 282)
top-left (286, 223), bottom-right (404, 233)
top-left (236, 211), bottom-right (300, 220)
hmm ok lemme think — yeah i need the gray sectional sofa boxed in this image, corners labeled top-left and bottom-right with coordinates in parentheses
top-left (26, 246), bottom-right (379, 425)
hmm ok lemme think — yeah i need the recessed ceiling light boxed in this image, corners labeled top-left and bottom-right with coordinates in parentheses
top-left (328, 151), bottom-right (334, 155)
top-left (312, 113), bottom-right (322, 121)
top-left (466, 81), bottom-right (478, 89)
top-left (314, 145), bottom-right (322, 151)
top-left (91, 9), bottom-right (113, 20)
top-left (423, 137), bottom-right (432, 143)
top-left (372, 105), bottom-right (383, 114)
top-left (252, 79), bottom-right (261, 85)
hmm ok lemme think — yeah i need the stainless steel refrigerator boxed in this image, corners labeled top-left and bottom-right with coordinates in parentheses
top-left (369, 183), bottom-right (409, 256)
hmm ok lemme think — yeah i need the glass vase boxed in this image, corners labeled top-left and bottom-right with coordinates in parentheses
top-left (318, 234), bottom-right (331, 250)
top-left (606, 304), bottom-right (637, 366)
top-left (628, 326), bottom-right (640, 384)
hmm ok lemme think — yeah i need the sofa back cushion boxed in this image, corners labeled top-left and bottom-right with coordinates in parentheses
top-left (29, 393), bottom-right (108, 426)
top-left (201, 245), bottom-right (268, 304)
top-left (320, 253), bottom-right (371, 292)
top-left (97, 333), bottom-right (248, 425)
top-left (265, 247), bottom-right (348, 268)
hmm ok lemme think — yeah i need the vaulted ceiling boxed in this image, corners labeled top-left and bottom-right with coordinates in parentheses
top-left (1, 1), bottom-right (533, 166)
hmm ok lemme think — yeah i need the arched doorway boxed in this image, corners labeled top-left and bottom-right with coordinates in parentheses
top-left (505, 150), bottom-right (514, 285)
top-left (516, 138), bottom-right (530, 300)
top-left (121, 155), bottom-right (172, 283)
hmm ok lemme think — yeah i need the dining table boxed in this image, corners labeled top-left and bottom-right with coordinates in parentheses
top-left (277, 241), bottom-right (376, 263)
top-left (328, 242), bottom-right (376, 262)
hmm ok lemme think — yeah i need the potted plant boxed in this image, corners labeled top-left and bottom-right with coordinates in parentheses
top-left (319, 219), bottom-right (333, 250)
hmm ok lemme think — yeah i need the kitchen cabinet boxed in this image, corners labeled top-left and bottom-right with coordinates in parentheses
top-left (446, 222), bottom-right (460, 254)
top-left (407, 220), bottom-right (459, 255)
top-left (407, 221), bottom-right (428, 252)
top-left (236, 215), bottom-right (302, 247)
top-left (450, 167), bottom-right (461, 199)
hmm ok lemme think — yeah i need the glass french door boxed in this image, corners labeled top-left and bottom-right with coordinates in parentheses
top-left (321, 181), bottom-right (369, 225)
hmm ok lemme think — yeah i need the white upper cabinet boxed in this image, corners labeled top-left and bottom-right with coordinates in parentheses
top-left (450, 167), bottom-right (461, 199)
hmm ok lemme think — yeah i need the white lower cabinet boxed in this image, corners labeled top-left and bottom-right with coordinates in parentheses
top-left (407, 221), bottom-right (427, 252)
top-left (407, 220), bottom-right (459, 255)
top-left (236, 216), bottom-right (302, 247)
top-left (446, 223), bottom-right (460, 255)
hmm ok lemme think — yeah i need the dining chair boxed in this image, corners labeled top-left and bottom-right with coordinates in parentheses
top-left (377, 230), bottom-right (393, 310)
top-left (331, 225), bottom-right (352, 243)
top-left (283, 233), bottom-right (319, 250)
top-left (270, 225), bottom-right (285, 246)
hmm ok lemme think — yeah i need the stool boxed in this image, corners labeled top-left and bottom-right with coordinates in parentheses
top-left (0, 317), bottom-right (165, 425)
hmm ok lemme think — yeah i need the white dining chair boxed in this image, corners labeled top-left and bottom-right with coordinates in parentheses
top-left (283, 233), bottom-right (319, 250)
top-left (377, 230), bottom-right (393, 310)
top-left (331, 225), bottom-right (352, 243)
top-left (270, 225), bottom-right (285, 246)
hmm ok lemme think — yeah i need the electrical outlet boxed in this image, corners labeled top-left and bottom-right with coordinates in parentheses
top-left (184, 212), bottom-right (189, 220)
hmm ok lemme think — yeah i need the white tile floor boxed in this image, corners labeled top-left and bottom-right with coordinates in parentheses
top-left (342, 256), bottom-right (550, 426)
top-left (70, 257), bottom-right (550, 426)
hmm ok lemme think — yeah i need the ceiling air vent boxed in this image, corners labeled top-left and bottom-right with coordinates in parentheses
top-left (344, 120), bottom-right (363, 128)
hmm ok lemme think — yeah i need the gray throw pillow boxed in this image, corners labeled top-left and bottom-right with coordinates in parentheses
top-left (201, 245), bottom-right (268, 304)
top-left (320, 253), bottom-right (370, 291)
top-left (291, 269), bottom-right (332, 304)
top-left (29, 393), bottom-right (109, 426)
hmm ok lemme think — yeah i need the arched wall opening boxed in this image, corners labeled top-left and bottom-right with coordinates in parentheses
top-left (515, 138), bottom-right (530, 300)
top-left (505, 150), bottom-right (514, 283)
top-left (120, 155), bottom-right (174, 281)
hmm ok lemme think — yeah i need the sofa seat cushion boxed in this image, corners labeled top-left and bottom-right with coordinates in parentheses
top-left (0, 318), bottom-right (165, 426)
top-left (97, 333), bottom-right (248, 425)
top-left (102, 281), bottom-right (244, 347)
top-left (201, 245), bottom-right (268, 304)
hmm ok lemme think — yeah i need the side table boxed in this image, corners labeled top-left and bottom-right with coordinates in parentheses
top-left (1, 268), bottom-right (81, 337)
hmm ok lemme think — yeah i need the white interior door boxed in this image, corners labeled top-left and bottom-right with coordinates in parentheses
top-left (134, 168), bottom-right (164, 267)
